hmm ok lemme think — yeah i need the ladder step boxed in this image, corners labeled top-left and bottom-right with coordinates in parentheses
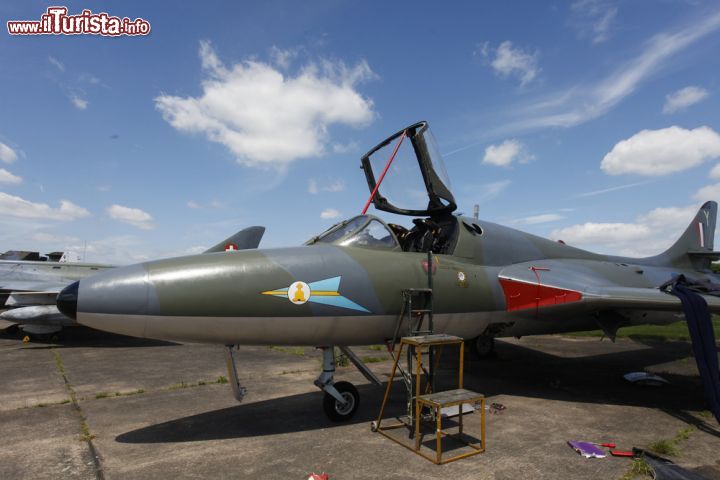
top-left (440, 404), bottom-right (475, 418)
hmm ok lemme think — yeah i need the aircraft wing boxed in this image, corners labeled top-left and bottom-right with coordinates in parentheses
top-left (0, 280), bottom-right (69, 293)
top-left (0, 281), bottom-right (69, 306)
top-left (497, 259), bottom-right (720, 315)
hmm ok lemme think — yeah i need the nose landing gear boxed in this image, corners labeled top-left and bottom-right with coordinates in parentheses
top-left (224, 344), bottom-right (364, 421)
top-left (315, 347), bottom-right (360, 421)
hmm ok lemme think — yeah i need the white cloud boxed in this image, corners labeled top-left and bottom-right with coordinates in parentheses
top-left (499, 11), bottom-right (720, 133)
top-left (486, 41), bottom-right (540, 86)
top-left (0, 192), bottom-right (89, 220)
top-left (663, 86), bottom-right (709, 114)
top-left (476, 180), bottom-right (512, 202)
top-left (695, 183), bottom-right (720, 202)
top-left (31, 232), bottom-right (80, 244)
top-left (325, 179), bottom-right (345, 192)
top-left (48, 56), bottom-right (65, 72)
top-left (269, 46), bottom-right (299, 69)
top-left (65, 235), bottom-right (148, 265)
top-left (570, 0), bottom-right (618, 44)
top-left (71, 95), bottom-right (88, 110)
top-left (320, 208), bottom-right (341, 219)
top-left (601, 126), bottom-right (720, 176)
top-left (710, 164), bottom-right (720, 179)
top-left (513, 213), bottom-right (565, 225)
top-left (185, 200), bottom-right (224, 210)
top-left (0, 142), bottom-right (18, 164)
top-left (0, 168), bottom-right (22, 184)
top-left (637, 205), bottom-right (699, 229)
top-left (575, 181), bottom-right (651, 197)
top-left (309, 178), bottom-right (345, 194)
top-left (332, 141), bottom-right (358, 154)
top-left (483, 139), bottom-right (533, 167)
top-left (79, 73), bottom-right (102, 85)
top-left (551, 222), bottom-right (651, 245)
top-left (155, 41), bottom-right (376, 168)
top-left (184, 245), bottom-right (209, 255)
top-left (550, 204), bottom-right (699, 256)
top-left (106, 204), bottom-right (154, 230)
top-left (308, 179), bottom-right (318, 194)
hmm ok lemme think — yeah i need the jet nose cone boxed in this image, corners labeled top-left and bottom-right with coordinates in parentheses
top-left (57, 281), bottom-right (79, 320)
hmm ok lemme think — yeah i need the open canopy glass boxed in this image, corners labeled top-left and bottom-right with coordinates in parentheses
top-left (360, 121), bottom-right (456, 217)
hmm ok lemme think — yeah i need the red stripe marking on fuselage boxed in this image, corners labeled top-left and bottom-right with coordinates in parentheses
top-left (499, 277), bottom-right (583, 312)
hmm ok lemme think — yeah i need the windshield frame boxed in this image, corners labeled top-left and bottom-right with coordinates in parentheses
top-left (306, 215), bottom-right (400, 250)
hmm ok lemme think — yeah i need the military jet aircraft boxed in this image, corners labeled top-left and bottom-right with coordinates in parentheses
top-left (1, 227), bottom-right (264, 336)
top-left (56, 121), bottom-right (720, 421)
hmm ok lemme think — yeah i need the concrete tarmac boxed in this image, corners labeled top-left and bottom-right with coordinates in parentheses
top-left (1, 326), bottom-right (719, 479)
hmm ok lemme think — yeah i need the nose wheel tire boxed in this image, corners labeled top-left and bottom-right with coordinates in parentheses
top-left (323, 381), bottom-right (359, 422)
top-left (474, 334), bottom-right (495, 359)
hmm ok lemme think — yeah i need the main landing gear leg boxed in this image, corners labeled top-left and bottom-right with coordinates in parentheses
top-left (314, 346), bottom-right (359, 422)
top-left (225, 345), bottom-right (247, 402)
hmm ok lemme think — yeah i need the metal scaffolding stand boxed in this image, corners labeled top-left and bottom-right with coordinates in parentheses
top-left (371, 334), bottom-right (486, 464)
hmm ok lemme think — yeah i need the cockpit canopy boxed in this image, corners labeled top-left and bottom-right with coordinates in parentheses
top-left (360, 121), bottom-right (456, 217)
top-left (308, 215), bottom-right (399, 250)
top-left (308, 122), bottom-right (462, 254)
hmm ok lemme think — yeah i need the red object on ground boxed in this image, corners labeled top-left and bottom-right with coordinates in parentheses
top-left (596, 443), bottom-right (616, 448)
top-left (610, 450), bottom-right (634, 457)
top-left (307, 474), bottom-right (329, 480)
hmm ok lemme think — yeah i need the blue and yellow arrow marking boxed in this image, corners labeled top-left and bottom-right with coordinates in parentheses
top-left (261, 276), bottom-right (369, 313)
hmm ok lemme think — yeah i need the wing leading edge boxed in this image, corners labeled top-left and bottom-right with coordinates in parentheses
top-left (497, 259), bottom-right (720, 315)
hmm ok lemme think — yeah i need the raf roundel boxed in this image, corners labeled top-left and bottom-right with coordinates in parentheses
top-left (288, 281), bottom-right (311, 305)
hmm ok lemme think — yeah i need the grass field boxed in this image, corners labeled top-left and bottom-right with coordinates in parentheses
top-left (568, 318), bottom-right (720, 343)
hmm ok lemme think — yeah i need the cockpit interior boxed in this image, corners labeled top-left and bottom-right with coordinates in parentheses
top-left (308, 214), bottom-right (459, 255)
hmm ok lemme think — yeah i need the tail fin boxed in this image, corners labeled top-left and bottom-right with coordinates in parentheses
top-left (659, 201), bottom-right (717, 268)
top-left (204, 226), bottom-right (265, 253)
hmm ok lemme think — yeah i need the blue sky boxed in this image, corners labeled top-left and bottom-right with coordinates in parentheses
top-left (1, 1), bottom-right (720, 264)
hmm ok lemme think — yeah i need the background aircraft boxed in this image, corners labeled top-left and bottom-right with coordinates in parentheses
top-left (56, 122), bottom-right (719, 421)
top-left (1, 227), bottom-right (264, 337)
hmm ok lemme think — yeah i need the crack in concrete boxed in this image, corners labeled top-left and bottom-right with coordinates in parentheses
top-left (52, 348), bottom-right (105, 480)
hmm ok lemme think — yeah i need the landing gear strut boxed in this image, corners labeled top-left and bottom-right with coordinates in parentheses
top-left (314, 347), bottom-right (359, 421)
top-left (225, 345), bottom-right (247, 402)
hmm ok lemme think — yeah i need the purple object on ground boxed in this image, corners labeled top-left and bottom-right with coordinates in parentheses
top-left (568, 441), bottom-right (607, 458)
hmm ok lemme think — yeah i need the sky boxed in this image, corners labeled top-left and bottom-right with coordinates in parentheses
top-left (1, 0), bottom-right (720, 264)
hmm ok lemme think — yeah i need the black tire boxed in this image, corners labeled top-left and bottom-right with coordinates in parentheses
top-left (474, 335), bottom-right (495, 359)
top-left (323, 381), bottom-right (359, 422)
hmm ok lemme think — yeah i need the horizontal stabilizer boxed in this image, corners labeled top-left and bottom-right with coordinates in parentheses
top-left (687, 251), bottom-right (720, 260)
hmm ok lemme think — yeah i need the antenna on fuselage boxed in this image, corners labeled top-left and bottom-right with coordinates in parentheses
top-left (473, 204), bottom-right (479, 220)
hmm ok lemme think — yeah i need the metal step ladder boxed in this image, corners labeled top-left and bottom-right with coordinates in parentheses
top-left (385, 252), bottom-right (438, 422)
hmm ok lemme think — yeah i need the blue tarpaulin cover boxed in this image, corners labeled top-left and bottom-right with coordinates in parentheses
top-left (667, 277), bottom-right (720, 424)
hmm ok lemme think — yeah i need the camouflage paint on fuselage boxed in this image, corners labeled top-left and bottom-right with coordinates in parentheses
top-left (67, 206), bottom-right (720, 346)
